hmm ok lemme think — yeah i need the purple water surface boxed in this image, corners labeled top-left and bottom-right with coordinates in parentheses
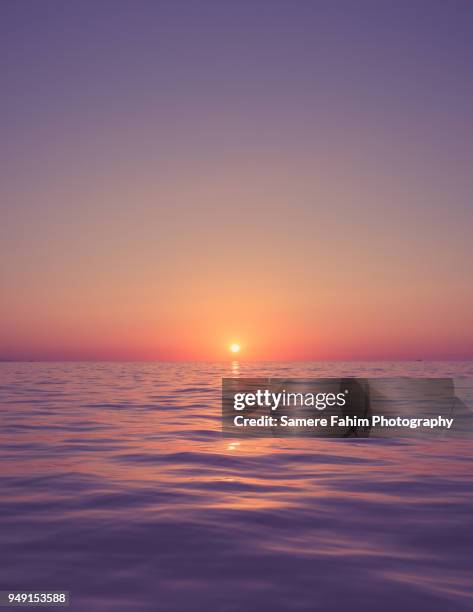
top-left (1, 362), bottom-right (472, 611)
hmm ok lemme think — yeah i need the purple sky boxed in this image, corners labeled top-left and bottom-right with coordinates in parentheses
top-left (1, 1), bottom-right (473, 360)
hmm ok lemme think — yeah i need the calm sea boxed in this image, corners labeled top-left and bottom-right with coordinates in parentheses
top-left (1, 362), bottom-right (472, 611)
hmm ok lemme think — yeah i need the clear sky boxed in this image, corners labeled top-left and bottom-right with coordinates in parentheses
top-left (1, 0), bottom-right (473, 361)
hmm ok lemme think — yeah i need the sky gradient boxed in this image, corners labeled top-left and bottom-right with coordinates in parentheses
top-left (2, 0), bottom-right (473, 361)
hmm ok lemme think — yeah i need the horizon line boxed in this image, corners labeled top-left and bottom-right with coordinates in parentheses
top-left (1, 358), bottom-right (473, 364)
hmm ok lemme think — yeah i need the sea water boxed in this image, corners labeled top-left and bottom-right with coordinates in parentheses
top-left (0, 361), bottom-right (472, 611)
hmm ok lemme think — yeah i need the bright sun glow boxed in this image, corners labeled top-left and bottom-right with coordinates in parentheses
top-left (230, 343), bottom-right (240, 353)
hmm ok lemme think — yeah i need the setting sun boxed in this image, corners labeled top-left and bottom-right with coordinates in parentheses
top-left (230, 343), bottom-right (240, 353)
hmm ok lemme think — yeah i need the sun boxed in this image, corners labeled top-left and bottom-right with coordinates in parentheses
top-left (230, 343), bottom-right (240, 353)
